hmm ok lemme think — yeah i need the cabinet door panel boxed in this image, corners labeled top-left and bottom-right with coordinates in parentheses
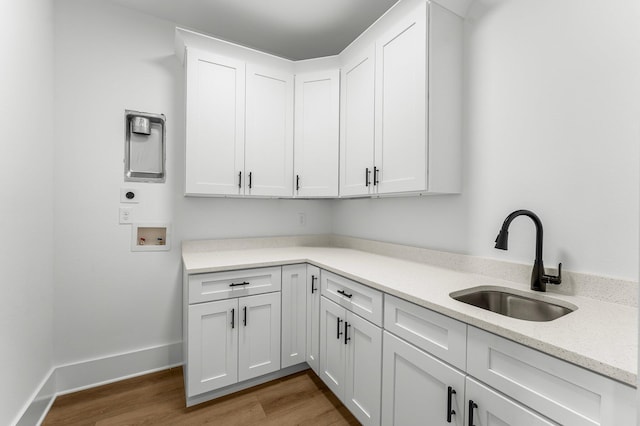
top-left (281, 264), bottom-right (307, 368)
top-left (238, 292), bottom-right (281, 381)
top-left (245, 65), bottom-right (294, 197)
top-left (294, 71), bottom-right (340, 197)
top-left (306, 265), bottom-right (321, 374)
top-left (345, 311), bottom-right (382, 426)
top-left (339, 47), bottom-right (375, 197)
top-left (185, 48), bottom-right (245, 196)
top-left (187, 299), bottom-right (238, 396)
top-left (320, 297), bottom-right (347, 399)
top-left (466, 377), bottom-right (557, 426)
top-left (382, 331), bottom-right (464, 426)
top-left (374, 3), bottom-right (427, 194)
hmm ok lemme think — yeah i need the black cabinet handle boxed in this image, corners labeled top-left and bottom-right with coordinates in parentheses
top-left (373, 167), bottom-right (379, 185)
top-left (248, 172), bottom-right (252, 189)
top-left (365, 168), bottom-right (371, 187)
top-left (296, 174), bottom-right (300, 191)
top-left (447, 387), bottom-right (456, 423)
top-left (337, 289), bottom-right (353, 299)
top-left (344, 322), bottom-right (351, 345)
top-left (468, 400), bottom-right (477, 426)
top-left (231, 308), bottom-right (235, 329)
top-left (311, 275), bottom-right (317, 293)
top-left (337, 317), bottom-right (343, 339)
top-left (229, 281), bottom-right (250, 287)
top-left (238, 171), bottom-right (242, 189)
top-left (243, 306), bottom-right (247, 326)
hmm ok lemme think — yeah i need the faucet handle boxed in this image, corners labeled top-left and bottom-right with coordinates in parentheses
top-left (544, 262), bottom-right (562, 285)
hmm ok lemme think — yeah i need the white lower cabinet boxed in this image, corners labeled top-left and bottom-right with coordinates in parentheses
top-left (306, 265), bottom-right (321, 374)
top-left (187, 298), bottom-right (238, 396)
top-left (382, 331), bottom-right (465, 426)
top-left (320, 296), bottom-right (382, 426)
top-left (465, 377), bottom-right (556, 426)
top-left (186, 291), bottom-right (280, 397)
top-left (281, 264), bottom-right (307, 368)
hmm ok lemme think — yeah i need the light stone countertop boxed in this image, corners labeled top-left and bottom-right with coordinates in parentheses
top-left (182, 245), bottom-right (638, 387)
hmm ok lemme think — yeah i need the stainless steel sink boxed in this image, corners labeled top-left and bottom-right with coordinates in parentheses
top-left (450, 287), bottom-right (576, 322)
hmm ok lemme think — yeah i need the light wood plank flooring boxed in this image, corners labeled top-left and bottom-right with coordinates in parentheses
top-left (43, 368), bottom-right (360, 425)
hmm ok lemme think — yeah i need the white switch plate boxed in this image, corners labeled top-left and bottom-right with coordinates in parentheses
top-left (119, 207), bottom-right (133, 224)
top-left (120, 188), bottom-right (140, 203)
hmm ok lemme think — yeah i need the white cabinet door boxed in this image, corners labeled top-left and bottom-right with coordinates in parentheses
top-left (465, 377), bottom-right (557, 426)
top-left (187, 298), bottom-right (238, 396)
top-left (294, 70), bottom-right (340, 198)
top-left (306, 265), bottom-right (321, 374)
top-left (339, 46), bottom-right (376, 197)
top-left (185, 48), bottom-right (245, 196)
top-left (382, 331), bottom-right (465, 426)
top-left (245, 64), bottom-right (294, 197)
top-left (319, 296), bottom-right (347, 398)
top-left (374, 2), bottom-right (427, 194)
top-left (281, 264), bottom-right (307, 368)
top-left (238, 292), bottom-right (281, 381)
top-left (344, 311), bottom-right (382, 426)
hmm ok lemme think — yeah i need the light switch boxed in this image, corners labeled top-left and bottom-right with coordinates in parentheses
top-left (119, 207), bottom-right (133, 224)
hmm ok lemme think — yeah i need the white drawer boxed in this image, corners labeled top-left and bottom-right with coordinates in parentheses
top-left (384, 294), bottom-right (467, 370)
top-left (188, 267), bottom-right (282, 304)
top-left (467, 327), bottom-right (636, 426)
top-left (320, 270), bottom-right (383, 326)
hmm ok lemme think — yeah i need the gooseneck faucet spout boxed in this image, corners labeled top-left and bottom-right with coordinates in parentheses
top-left (495, 209), bottom-right (562, 292)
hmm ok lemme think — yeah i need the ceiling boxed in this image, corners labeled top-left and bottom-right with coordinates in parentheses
top-left (109, 0), bottom-right (400, 60)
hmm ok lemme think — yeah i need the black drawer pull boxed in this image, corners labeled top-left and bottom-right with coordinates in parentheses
top-left (373, 167), bottom-right (379, 185)
top-left (311, 275), bottom-right (317, 294)
top-left (447, 386), bottom-right (456, 423)
top-left (231, 308), bottom-right (235, 329)
top-left (243, 306), bottom-right (247, 326)
top-left (337, 317), bottom-right (343, 339)
top-left (248, 172), bottom-right (252, 189)
top-left (365, 167), bottom-right (371, 187)
top-left (337, 289), bottom-right (353, 298)
top-left (468, 400), bottom-right (477, 426)
top-left (238, 171), bottom-right (242, 189)
top-left (296, 174), bottom-right (300, 191)
top-left (344, 322), bottom-right (351, 345)
top-left (229, 281), bottom-right (250, 287)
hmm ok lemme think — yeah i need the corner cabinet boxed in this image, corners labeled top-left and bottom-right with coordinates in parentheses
top-left (294, 71), bottom-right (340, 198)
top-left (281, 264), bottom-right (307, 368)
top-left (339, 2), bottom-right (463, 196)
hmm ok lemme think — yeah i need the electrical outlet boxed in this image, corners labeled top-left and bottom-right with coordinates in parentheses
top-left (120, 188), bottom-right (140, 203)
top-left (119, 207), bottom-right (133, 224)
top-left (298, 212), bottom-right (306, 226)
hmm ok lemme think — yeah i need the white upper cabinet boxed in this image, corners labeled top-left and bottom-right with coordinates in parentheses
top-left (339, 47), bottom-right (376, 197)
top-left (245, 65), bottom-right (294, 197)
top-left (338, 1), bottom-right (463, 197)
top-left (185, 48), bottom-right (245, 196)
top-left (179, 0), bottom-right (462, 198)
top-left (374, 3), bottom-right (427, 194)
top-left (294, 70), bottom-right (340, 198)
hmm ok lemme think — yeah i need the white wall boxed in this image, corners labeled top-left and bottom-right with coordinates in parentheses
top-left (334, 0), bottom-right (640, 281)
top-left (53, 0), bottom-right (333, 366)
top-left (0, 0), bottom-right (55, 424)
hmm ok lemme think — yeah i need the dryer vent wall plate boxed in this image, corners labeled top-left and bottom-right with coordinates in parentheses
top-left (124, 110), bottom-right (166, 183)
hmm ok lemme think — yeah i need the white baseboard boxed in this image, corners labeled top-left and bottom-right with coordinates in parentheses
top-left (15, 368), bottom-right (56, 426)
top-left (14, 342), bottom-right (183, 426)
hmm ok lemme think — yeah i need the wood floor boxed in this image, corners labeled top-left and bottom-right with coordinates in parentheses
top-left (43, 368), bottom-right (360, 425)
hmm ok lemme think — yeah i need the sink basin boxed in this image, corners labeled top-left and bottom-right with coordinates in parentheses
top-left (450, 287), bottom-right (576, 322)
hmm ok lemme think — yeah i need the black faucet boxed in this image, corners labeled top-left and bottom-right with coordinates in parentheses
top-left (494, 209), bottom-right (562, 292)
